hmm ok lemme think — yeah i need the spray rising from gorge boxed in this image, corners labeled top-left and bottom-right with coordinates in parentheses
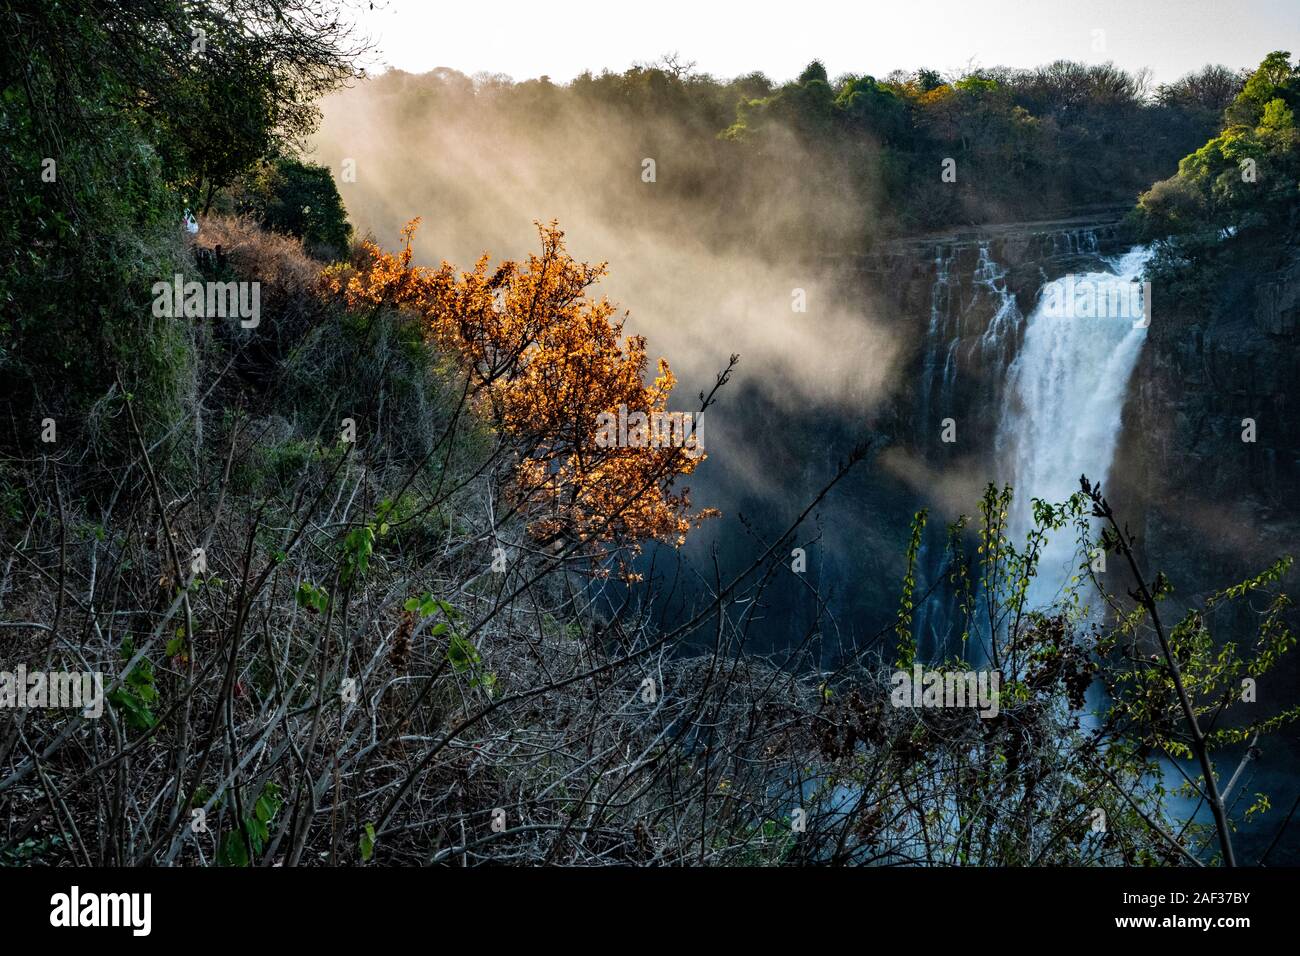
top-left (310, 69), bottom-right (1164, 663)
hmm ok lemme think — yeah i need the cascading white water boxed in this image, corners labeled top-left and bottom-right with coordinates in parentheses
top-left (918, 246), bottom-right (954, 430)
top-left (975, 243), bottom-right (1021, 364)
top-left (913, 247), bottom-right (954, 659)
top-left (996, 245), bottom-right (1154, 607)
top-left (917, 242), bottom-right (1023, 659)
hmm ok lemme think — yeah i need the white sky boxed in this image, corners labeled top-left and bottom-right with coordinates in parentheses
top-left (353, 0), bottom-right (1300, 86)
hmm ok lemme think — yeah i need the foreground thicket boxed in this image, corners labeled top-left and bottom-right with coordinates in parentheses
top-left (1, 204), bottom-right (1293, 865)
top-left (0, 209), bottom-right (750, 864)
top-left (3, 289), bottom-right (1294, 864)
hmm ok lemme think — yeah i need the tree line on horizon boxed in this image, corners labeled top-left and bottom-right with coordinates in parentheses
top-left (347, 55), bottom-right (1246, 245)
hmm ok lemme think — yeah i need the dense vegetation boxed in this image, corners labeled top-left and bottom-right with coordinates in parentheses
top-left (1138, 51), bottom-right (1300, 237)
top-left (1135, 50), bottom-right (1300, 310)
top-left (1, 0), bottom-right (361, 457)
top-left (0, 3), bottom-right (1295, 866)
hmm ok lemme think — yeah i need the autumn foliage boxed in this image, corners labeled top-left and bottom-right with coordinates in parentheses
top-left (322, 219), bottom-right (715, 558)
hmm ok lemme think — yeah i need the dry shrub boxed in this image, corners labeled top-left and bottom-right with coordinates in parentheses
top-left (194, 214), bottom-right (330, 355)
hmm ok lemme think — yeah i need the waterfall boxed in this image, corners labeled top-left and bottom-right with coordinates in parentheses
top-left (913, 246), bottom-right (953, 659)
top-left (910, 234), bottom-right (1149, 656)
top-left (919, 245), bottom-right (954, 431)
top-left (915, 242), bottom-right (1025, 659)
top-left (1050, 228), bottom-right (1102, 257)
top-left (975, 242), bottom-right (1021, 364)
top-left (915, 242), bottom-right (1026, 659)
top-left (996, 245), bottom-right (1154, 607)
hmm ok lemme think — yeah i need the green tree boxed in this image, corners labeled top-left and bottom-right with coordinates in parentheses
top-left (239, 157), bottom-right (352, 259)
top-left (1138, 52), bottom-right (1300, 239)
top-left (0, 0), bottom-right (363, 458)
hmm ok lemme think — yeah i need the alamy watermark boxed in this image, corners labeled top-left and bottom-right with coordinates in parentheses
top-left (1041, 276), bottom-right (1151, 328)
top-left (152, 274), bottom-right (260, 328)
top-left (50, 886), bottom-right (151, 936)
top-left (890, 664), bottom-right (1000, 718)
top-left (594, 404), bottom-right (703, 456)
top-left (0, 666), bottom-right (104, 718)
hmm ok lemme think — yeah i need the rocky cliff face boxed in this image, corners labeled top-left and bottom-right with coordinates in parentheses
top-left (1113, 236), bottom-right (1300, 600)
top-left (1255, 255), bottom-right (1300, 336)
top-left (1115, 236), bottom-right (1300, 865)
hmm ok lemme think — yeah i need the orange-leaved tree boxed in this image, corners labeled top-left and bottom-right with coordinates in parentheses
top-left (322, 219), bottom-right (717, 561)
